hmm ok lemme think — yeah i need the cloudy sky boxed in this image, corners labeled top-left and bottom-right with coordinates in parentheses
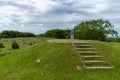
top-left (0, 0), bottom-right (120, 34)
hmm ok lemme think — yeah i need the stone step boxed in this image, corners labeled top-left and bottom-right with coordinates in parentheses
top-left (73, 42), bottom-right (91, 44)
top-left (75, 48), bottom-right (95, 50)
top-left (74, 45), bottom-right (92, 47)
top-left (81, 55), bottom-right (103, 58)
top-left (78, 51), bottom-right (99, 54)
top-left (73, 42), bottom-right (90, 44)
top-left (85, 66), bottom-right (114, 69)
top-left (72, 42), bottom-right (114, 70)
top-left (84, 60), bottom-right (106, 63)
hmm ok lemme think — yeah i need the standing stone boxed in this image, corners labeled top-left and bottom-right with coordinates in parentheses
top-left (12, 41), bottom-right (19, 49)
top-left (70, 29), bottom-right (74, 40)
top-left (0, 42), bottom-right (5, 48)
top-left (29, 42), bottom-right (33, 45)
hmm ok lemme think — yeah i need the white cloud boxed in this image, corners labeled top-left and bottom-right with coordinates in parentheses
top-left (72, 0), bottom-right (109, 14)
top-left (0, 0), bottom-right (120, 34)
top-left (14, 0), bottom-right (57, 13)
top-left (0, 5), bottom-right (30, 24)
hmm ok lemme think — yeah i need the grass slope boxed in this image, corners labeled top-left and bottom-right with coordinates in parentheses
top-left (0, 38), bottom-right (120, 80)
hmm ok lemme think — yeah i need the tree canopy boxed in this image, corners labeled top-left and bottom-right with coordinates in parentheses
top-left (44, 29), bottom-right (70, 39)
top-left (74, 19), bottom-right (118, 41)
top-left (0, 30), bottom-right (36, 38)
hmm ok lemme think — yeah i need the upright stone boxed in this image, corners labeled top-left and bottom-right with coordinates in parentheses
top-left (0, 42), bottom-right (5, 48)
top-left (29, 42), bottom-right (33, 45)
top-left (12, 41), bottom-right (19, 49)
top-left (70, 29), bottom-right (74, 40)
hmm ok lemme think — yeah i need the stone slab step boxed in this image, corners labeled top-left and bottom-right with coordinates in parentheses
top-left (84, 60), bottom-right (106, 63)
top-left (73, 42), bottom-right (91, 44)
top-left (78, 51), bottom-right (99, 54)
top-left (85, 66), bottom-right (113, 69)
top-left (81, 55), bottom-right (103, 58)
top-left (73, 42), bottom-right (90, 44)
top-left (75, 48), bottom-right (95, 50)
top-left (74, 45), bottom-right (92, 47)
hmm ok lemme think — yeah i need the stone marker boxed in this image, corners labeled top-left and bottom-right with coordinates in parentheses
top-left (0, 42), bottom-right (5, 48)
top-left (29, 42), bottom-right (33, 45)
top-left (12, 41), bottom-right (19, 49)
top-left (70, 29), bottom-right (74, 40)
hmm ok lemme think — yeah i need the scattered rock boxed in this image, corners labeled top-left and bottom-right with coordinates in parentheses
top-left (76, 65), bottom-right (82, 70)
top-left (12, 41), bottom-right (19, 49)
top-left (37, 59), bottom-right (41, 63)
top-left (40, 72), bottom-right (43, 75)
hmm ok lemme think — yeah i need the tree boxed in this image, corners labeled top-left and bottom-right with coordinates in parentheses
top-left (44, 29), bottom-right (70, 39)
top-left (0, 30), bottom-right (36, 38)
top-left (0, 33), bottom-right (2, 39)
top-left (21, 32), bottom-right (36, 37)
top-left (74, 19), bottom-right (118, 41)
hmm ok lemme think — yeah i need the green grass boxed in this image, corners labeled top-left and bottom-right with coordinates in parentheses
top-left (0, 38), bottom-right (120, 80)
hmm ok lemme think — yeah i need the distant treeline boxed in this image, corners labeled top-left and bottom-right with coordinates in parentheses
top-left (0, 19), bottom-right (119, 41)
top-left (39, 19), bottom-right (119, 41)
top-left (40, 29), bottom-right (70, 39)
top-left (0, 30), bottom-right (36, 38)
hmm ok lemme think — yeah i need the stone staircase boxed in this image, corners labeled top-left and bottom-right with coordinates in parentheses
top-left (72, 42), bottom-right (114, 69)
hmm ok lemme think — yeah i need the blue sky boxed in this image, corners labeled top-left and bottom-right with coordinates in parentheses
top-left (0, 0), bottom-right (120, 34)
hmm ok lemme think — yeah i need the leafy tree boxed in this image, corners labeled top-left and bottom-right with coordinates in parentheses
top-left (44, 29), bottom-right (70, 39)
top-left (21, 32), bottom-right (36, 37)
top-left (115, 38), bottom-right (120, 42)
top-left (0, 33), bottom-right (2, 39)
top-left (37, 34), bottom-right (44, 37)
top-left (74, 19), bottom-right (118, 41)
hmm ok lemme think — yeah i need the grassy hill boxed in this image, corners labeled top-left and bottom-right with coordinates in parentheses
top-left (0, 38), bottom-right (120, 80)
